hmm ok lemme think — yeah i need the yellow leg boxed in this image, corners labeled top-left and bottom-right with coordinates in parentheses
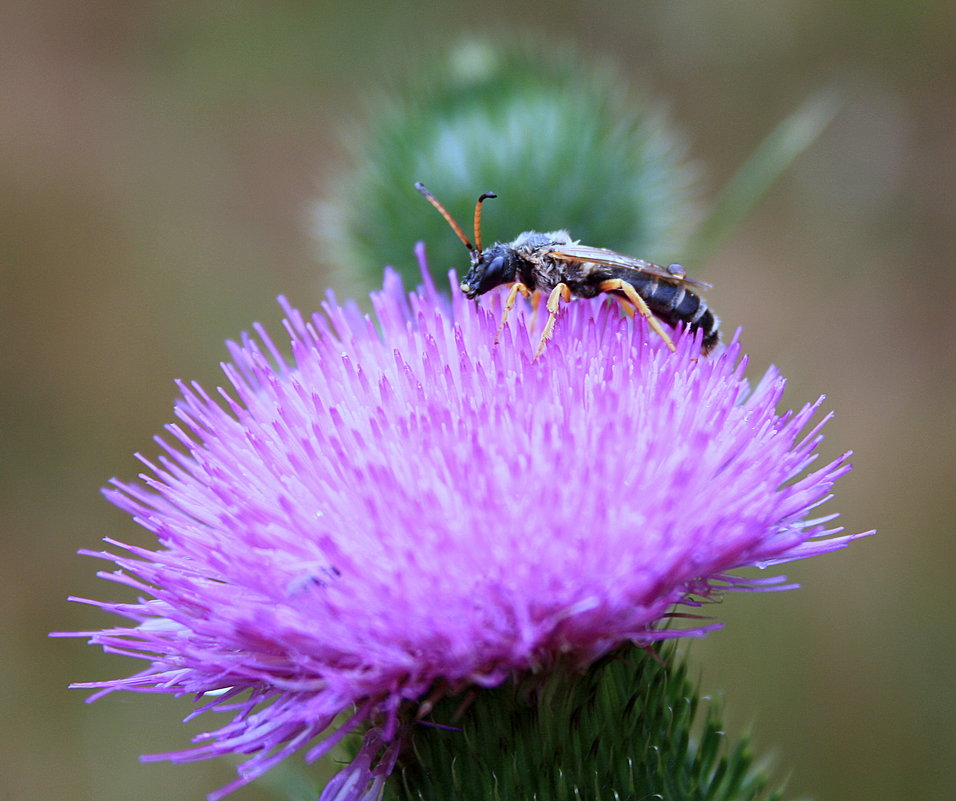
top-left (534, 282), bottom-right (572, 360)
top-left (616, 296), bottom-right (635, 319)
top-left (494, 282), bottom-right (532, 344)
top-left (528, 290), bottom-right (543, 334)
top-left (598, 278), bottom-right (676, 352)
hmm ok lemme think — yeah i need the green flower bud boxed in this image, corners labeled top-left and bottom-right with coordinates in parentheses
top-left (315, 38), bottom-right (699, 286)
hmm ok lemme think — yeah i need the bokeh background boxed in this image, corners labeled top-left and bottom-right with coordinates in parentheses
top-left (3, 2), bottom-right (954, 799)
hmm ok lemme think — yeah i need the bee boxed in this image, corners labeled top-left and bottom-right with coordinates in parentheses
top-left (415, 182), bottom-right (719, 359)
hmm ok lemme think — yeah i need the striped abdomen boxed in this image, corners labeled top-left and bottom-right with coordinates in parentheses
top-left (617, 271), bottom-right (720, 353)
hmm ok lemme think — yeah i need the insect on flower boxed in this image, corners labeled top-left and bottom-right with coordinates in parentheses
top-left (415, 181), bottom-right (720, 359)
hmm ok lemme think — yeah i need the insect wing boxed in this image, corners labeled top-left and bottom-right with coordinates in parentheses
top-left (545, 244), bottom-right (712, 290)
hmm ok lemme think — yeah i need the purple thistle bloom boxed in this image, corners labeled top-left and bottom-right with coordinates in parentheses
top-left (62, 243), bottom-right (870, 800)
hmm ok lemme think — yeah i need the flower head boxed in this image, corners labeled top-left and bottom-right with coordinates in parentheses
top-left (66, 244), bottom-right (868, 800)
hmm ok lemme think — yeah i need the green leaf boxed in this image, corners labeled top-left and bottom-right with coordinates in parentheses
top-left (685, 89), bottom-right (841, 264)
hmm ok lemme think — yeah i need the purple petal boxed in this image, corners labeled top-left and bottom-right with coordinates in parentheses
top-left (61, 245), bottom-right (872, 797)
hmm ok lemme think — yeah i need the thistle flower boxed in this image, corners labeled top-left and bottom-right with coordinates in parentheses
top-left (64, 245), bottom-right (868, 800)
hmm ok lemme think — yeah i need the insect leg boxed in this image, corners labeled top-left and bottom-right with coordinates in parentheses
top-left (534, 282), bottom-right (572, 360)
top-left (615, 296), bottom-right (635, 320)
top-left (529, 290), bottom-right (542, 333)
top-left (598, 278), bottom-right (676, 352)
top-left (494, 282), bottom-right (532, 344)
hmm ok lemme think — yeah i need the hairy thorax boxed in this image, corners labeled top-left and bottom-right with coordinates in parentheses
top-left (509, 230), bottom-right (609, 297)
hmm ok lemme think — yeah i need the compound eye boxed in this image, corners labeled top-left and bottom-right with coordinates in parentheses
top-left (478, 255), bottom-right (508, 292)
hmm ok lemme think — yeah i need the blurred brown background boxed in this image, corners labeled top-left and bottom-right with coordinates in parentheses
top-left (3, 2), bottom-right (954, 799)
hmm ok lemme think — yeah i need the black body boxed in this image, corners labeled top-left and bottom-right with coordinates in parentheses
top-left (609, 270), bottom-right (720, 353)
top-left (460, 231), bottom-right (720, 353)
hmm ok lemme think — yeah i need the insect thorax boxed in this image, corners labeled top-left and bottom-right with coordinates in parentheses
top-left (507, 230), bottom-right (576, 291)
top-left (509, 229), bottom-right (574, 251)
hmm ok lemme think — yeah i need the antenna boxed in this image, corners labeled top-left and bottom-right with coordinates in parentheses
top-left (414, 182), bottom-right (476, 258)
top-left (473, 191), bottom-right (497, 253)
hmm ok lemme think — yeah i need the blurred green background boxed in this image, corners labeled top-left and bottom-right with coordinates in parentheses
top-left (3, 2), bottom-right (954, 799)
